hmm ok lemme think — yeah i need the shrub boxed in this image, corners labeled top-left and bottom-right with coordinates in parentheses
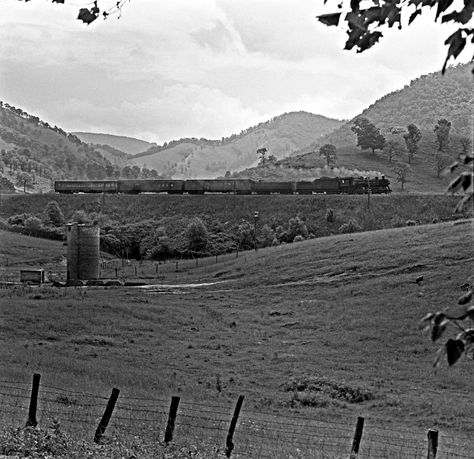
top-left (0, 176), bottom-right (15, 191)
top-left (24, 216), bottom-right (42, 236)
top-left (69, 210), bottom-right (91, 224)
top-left (326, 208), bottom-right (335, 223)
top-left (259, 224), bottom-right (276, 247)
top-left (339, 218), bottom-right (362, 234)
top-left (140, 226), bottom-right (175, 259)
top-left (287, 216), bottom-right (308, 240)
top-left (8, 213), bottom-right (31, 226)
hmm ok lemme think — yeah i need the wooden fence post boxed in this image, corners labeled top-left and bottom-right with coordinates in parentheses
top-left (427, 429), bottom-right (438, 459)
top-left (164, 396), bottom-right (180, 444)
top-left (26, 373), bottom-right (41, 427)
top-left (225, 395), bottom-right (245, 458)
top-left (175, 261), bottom-right (179, 272)
top-left (349, 416), bottom-right (364, 459)
top-left (94, 388), bottom-right (120, 443)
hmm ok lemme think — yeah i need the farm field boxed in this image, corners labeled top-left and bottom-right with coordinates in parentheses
top-left (0, 220), bottom-right (473, 457)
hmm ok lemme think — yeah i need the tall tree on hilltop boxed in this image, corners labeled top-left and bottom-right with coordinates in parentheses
top-left (434, 119), bottom-right (452, 151)
top-left (319, 144), bottom-right (337, 167)
top-left (257, 148), bottom-right (268, 167)
top-left (351, 117), bottom-right (386, 154)
top-left (403, 124), bottom-right (422, 164)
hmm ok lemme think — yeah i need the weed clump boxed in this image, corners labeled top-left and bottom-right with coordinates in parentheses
top-left (282, 376), bottom-right (374, 407)
top-left (338, 218), bottom-right (362, 234)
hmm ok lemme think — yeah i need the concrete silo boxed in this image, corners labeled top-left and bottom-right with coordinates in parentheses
top-left (66, 223), bottom-right (100, 280)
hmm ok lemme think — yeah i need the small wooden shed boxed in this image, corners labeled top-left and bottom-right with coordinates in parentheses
top-left (20, 269), bottom-right (45, 284)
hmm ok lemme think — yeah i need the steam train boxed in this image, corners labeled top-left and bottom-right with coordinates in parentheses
top-left (54, 177), bottom-right (391, 194)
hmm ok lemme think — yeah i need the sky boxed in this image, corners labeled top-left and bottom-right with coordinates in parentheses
top-left (0, 0), bottom-right (470, 144)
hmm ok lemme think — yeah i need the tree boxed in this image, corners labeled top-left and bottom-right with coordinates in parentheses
top-left (43, 200), bottom-right (65, 227)
top-left (383, 140), bottom-right (403, 162)
top-left (257, 148), bottom-right (268, 167)
top-left (184, 218), bottom-right (208, 254)
top-left (319, 144), bottom-right (337, 167)
top-left (351, 117), bottom-right (385, 154)
top-left (434, 119), bottom-right (452, 151)
top-left (317, 0), bottom-right (473, 74)
top-left (433, 153), bottom-right (452, 178)
top-left (15, 172), bottom-right (34, 192)
top-left (393, 164), bottom-right (410, 191)
top-left (459, 136), bottom-right (472, 154)
top-left (403, 124), bottom-right (422, 164)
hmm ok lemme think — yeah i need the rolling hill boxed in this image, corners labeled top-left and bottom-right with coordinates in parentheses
top-left (127, 112), bottom-right (344, 178)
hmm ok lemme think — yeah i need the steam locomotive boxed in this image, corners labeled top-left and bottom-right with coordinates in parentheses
top-left (54, 177), bottom-right (391, 194)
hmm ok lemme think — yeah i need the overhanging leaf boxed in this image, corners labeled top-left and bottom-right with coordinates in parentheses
top-left (458, 290), bottom-right (473, 305)
top-left (455, 191), bottom-right (473, 212)
top-left (448, 172), bottom-right (471, 193)
top-left (409, 9), bottom-right (422, 25)
top-left (78, 8), bottom-right (98, 25)
top-left (431, 313), bottom-right (448, 341)
top-left (446, 338), bottom-right (465, 366)
top-left (435, 0), bottom-right (455, 21)
top-left (317, 13), bottom-right (342, 27)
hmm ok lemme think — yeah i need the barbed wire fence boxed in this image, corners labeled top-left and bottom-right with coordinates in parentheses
top-left (0, 374), bottom-right (473, 459)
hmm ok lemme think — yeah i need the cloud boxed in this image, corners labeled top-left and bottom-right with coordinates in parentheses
top-left (46, 84), bottom-right (264, 143)
top-left (0, 0), bottom-right (470, 143)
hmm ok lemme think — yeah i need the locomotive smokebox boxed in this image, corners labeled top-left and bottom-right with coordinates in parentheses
top-left (66, 223), bottom-right (100, 280)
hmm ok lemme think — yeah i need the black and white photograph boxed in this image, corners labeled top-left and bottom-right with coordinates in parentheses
top-left (0, 0), bottom-right (473, 457)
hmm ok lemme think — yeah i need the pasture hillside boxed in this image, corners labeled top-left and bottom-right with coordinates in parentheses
top-left (1, 221), bottom-right (473, 450)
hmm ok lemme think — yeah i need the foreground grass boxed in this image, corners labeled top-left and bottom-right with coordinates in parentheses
top-left (1, 221), bottom-right (473, 457)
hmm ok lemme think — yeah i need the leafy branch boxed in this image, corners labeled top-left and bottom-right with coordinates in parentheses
top-left (419, 289), bottom-right (474, 367)
top-left (18, 0), bottom-right (131, 25)
top-left (317, 0), bottom-right (474, 73)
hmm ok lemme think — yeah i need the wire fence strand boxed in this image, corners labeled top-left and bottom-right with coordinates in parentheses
top-left (1, 378), bottom-right (473, 459)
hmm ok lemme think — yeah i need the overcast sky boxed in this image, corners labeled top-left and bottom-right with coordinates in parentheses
top-left (0, 0), bottom-right (469, 144)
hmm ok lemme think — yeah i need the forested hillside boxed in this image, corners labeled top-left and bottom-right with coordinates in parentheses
top-left (129, 112), bottom-right (344, 178)
top-left (320, 63), bottom-right (472, 148)
top-left (0, 103), bottom-right (163, 193)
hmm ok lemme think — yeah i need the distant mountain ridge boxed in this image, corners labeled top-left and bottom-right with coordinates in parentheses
top-left (72, 132), bottom-right (155, 155)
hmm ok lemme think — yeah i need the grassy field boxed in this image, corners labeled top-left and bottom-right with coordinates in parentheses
top-left (1, 221), bottom-right (473, 457)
